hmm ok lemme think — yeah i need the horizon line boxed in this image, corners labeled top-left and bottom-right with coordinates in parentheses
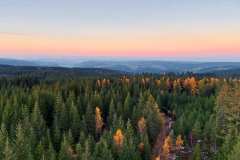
top-left (1, 56), bottom-right (240, 63)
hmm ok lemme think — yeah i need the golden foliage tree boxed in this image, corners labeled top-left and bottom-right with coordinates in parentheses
top-left (96, 79), bottom-right (110, 87)
top-left (138, 117), bottom-right (146, 134)
top-left (155, 156), bottom-right (160, 160)
top-left (96, 79), bottom-right (101, 87)
top-left (155, 79), bottom-right (161, 87)
top-left (162, 142), bottom-right (170, 159)
top-left (189, 77), bottom-right (197, 95)
top-left (141, 78), bottom-right (146, 86)
top-left (95, 107), bottom-right (104, 134)
top-left (145, 77), bottom-right (150, 83)
top-left (102, 78), bottom-right (107, 86)
top-left (176, 135), bottom-right (184, 151)
top-left (162, 136), bottom-right (172, 159)
top-left (184, 77), bottom-right (198, 95)
top-left (125, 78), bottom-right (130, 84)
top-left (113, 129), bottom-right (124, 149)
top-left (166, 78), bottom-right (171, 90)
top-left (173, 79), bottom-right (181, 94)
top-left (138, 142), bottom-right (144, 153)
top-left (121, 76), bottom-right (130, 84)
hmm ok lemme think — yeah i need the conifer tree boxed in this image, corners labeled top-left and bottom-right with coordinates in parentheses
top-left (123, 93), bottom-right (131, 121)
top-left (142, 133), bottom-right (151, 160)
top-left (93, 139), bottom-right (113, 160)
top-left (58, 135), bottom-right (72, 160)
top-left (52, 118), bottom-right (62, 152)
top-left (3, 138), bottom-right (14, 160)
top-left (82, 139), bottom-right (92, 160)
top-left (192, 120), bottom-right (202, 141)
top-left (119, 121), bottom-right (141, 160)
top-left (85, 104), bottom-right (95, 135)
top-left (47, 141), bottom-right (57, 160)
top-left (0, 124), bottom-right (7, 159)
top-left (108, 99), bottom-right (116, 126)
top-left (69, 102), bottom-right (81, 140)
top-left (31, 101), bottom-right (46, 141)
top-left (192, 143), bottom-right (201, 160)
top-left (228, 137), bottom-right (240, 160)
top-left (15, 123), bottom-right (31, 160)
top-left (35, 141), bottom-right (45, 160)
top-left (76, 142), bottom-right (83, 160)
top-left (145, 94), bottom-right (163, 143)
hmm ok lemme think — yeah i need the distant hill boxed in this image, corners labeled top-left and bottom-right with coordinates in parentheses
top-left (0, 65), bottom-right (122, 77)
top-left (0, 58), bottom-right (63, 67)
top-left (1, 58), bottom-right (240, 75)
top-left (75, 60), bottom-right (240, 74)
top-left (0, 58), bottom-right (39, 66)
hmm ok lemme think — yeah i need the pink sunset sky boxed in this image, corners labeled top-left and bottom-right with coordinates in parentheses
top-left (1, 0), bottom-right (240, 60)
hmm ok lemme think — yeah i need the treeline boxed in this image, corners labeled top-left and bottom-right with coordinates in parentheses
top-left (0, 73), bottom-right (237, 160)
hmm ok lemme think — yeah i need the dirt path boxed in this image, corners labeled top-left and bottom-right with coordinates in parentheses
top-left (153, 113), bottom-right (175, 160)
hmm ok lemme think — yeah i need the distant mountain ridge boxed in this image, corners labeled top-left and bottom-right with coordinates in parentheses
top-left (75, 60), bottom-right (240, 74)
top-left (0, 64), bottom-right (122, 77)
top-left (0, 58), bottom-right (240, 74)
top-left (0, 58), bottom-right (39, 66)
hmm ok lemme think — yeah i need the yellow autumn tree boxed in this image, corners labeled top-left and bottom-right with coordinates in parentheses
top-left (155, 156), bottom-right (160, 160)
top-left (176, 135), bottom-right (184, 151)
top-left (95, 107), bottom-right (104, 134)
top-left (184, 77), bottom-right (198, 95)
top-left (162, 142), bottom-right (170, 159)
top-left (166, 78), bottom-right (171, 90)
top-left (107, 79), bottom-right (110, 85)
top-left (166, 136), bottom-right (172, 146)
top-left (113, 129), bottom-right (124, 149)
top-left (155, 79), bottom-right (161, 87)
top-left (145, 77), bottom-right (150, 83)
top-left (173, 79), bottom-right (181, 94)
top-left (96, 79), bottom-right (101, 87)
top-left (162, 136), bottom-right (172, 159)
top-left (121, 76), bottom-right (130, 85)
top-left (125, 78), bottom-right (130, 84)
top-left (189, 77), bottom-right (197, 95)
top-left (141, 78), bottom-right (146, 86)
top-left (138, 142), bottom-right (144, 153)
top-left (102, 78), bottom-right (107, 86)
top-left (138, 117), bottom-right (146, 134)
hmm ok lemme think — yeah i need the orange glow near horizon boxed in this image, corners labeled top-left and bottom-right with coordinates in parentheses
top-left (1, 31), bottom-right (240, 58)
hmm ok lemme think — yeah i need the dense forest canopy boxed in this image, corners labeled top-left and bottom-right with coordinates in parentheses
top-left (0, 69), bottom-right (239, 160)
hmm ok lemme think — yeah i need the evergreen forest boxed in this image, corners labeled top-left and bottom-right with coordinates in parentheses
top-left (0, 69), bottom-right (239, 160)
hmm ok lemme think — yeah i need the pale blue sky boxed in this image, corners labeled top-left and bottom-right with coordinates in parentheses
top-left (1, 0), bottom-right (239, 35)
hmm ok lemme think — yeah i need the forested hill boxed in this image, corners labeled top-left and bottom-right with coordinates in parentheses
top-left (0, 65), bottom-right (123, 77)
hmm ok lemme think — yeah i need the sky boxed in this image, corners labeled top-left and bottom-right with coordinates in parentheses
top-left (0, 0), bottom-right (240, 61)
